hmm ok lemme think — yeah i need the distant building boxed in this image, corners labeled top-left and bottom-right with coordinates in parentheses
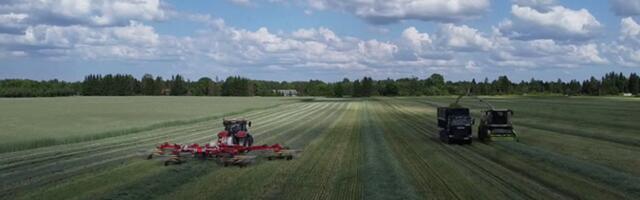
top-left (161, 88), bottom-right (171, 95)
top-left (273, 89), bottom-right (298, 96)
top-left (623, 93), bottom-right (633, 97)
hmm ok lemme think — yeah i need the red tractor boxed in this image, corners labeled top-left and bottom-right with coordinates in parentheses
top-left (147, 118), bottom-right (297, 167)
top-left (219, 119), bottom-right (254, 147)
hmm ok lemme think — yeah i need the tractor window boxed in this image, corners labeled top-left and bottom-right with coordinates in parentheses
top-left (491, 112), bottom-right (508, 124)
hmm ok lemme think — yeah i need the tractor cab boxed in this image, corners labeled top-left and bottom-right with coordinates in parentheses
top-left (219, 119), bottom-right (254, 147)
top-left (478, 109), bottom-right (517, 141)
top-left (484, 109), bottom-right (513, 126)
top-left (223, 119), bottom-right (251, 132)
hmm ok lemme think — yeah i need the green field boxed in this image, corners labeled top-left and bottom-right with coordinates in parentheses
top-left (0, 96), bottom-right (298, 151)
top-left (1, 96), bottom-right (639, 199)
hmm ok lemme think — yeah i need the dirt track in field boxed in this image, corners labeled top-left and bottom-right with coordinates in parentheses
top-left (1, 98), bottom-right (639, 200)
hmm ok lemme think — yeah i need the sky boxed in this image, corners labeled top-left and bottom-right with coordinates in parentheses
top-left (0, 0), bottom-right (639, 82)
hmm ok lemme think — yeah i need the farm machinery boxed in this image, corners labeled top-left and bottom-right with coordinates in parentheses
top-left (477, 108), bottom-right (518, 142)
top-left (437, 93), bottom-right (518, 144)
top-left (437, 107), bottom-right (474, 144)
top-left (467, 94), bottom-right (518, 142)
top-left (147, 118), bottom-right (298, 167)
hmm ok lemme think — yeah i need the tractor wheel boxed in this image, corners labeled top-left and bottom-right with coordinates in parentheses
top-left (245, 134), bottom-right (254, 147)
top-left (147, 154), bottom-right (153, 160)
top-left (232, 137), bottom-right (239, 145)
top-left (466, 139), bottom-right (472, 145)
top-left (286, 155), bottom-right (293, 160)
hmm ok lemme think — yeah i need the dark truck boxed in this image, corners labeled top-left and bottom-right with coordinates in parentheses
top-left (437, 107), bottom-right (474, 144)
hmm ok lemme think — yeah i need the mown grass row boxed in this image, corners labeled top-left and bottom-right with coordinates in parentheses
top-left (371, 100), bottom-right (546, 199)
top-left (385, 98), bottom-right (639, 199)
top-left (358, 101), bottom-right (420, 200)
top-left (158, 102), bottom-right (352, 200)
top-left (402, 97), bottom-right (640, 176)
top-left (0, 102), bottom-right (321, 164)
top-left (0, 102), bottom-right (321, 185)
top-left (4, 102), bottom-right (331, 199)
top-left (380, 100), bottom-right (576, 199)
top-left (0, 101), bottom-right (302, 153)
top-left (415, 97), bottom-right (640, 147)
top-left (28, 101), bottom-right (341, 199)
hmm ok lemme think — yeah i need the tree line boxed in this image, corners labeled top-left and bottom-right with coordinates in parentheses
top-left (0, 72), bottom-right (638, 97)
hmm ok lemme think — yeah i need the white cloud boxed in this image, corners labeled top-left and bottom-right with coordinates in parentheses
top-left (621, 17), bottom-right (640, 43)
top-left (0, 21), bottom-right (163, 61)
top-left (0, 12), bottom-right (29, 33)
top-left (512, 0), bottom-right (556, 10)
top-left (490, 38), bottom-right (607, 68)
top-left (604, 17), bottom-right (640, 67)
top-left (401, 27), bottom-right (432, 51)
top-left (436, 23), bottom-right (493, 51)
top-left (499, 5), bottom-right (601, 41)
top-left (0, 0), bottom-right (631, 80)
top-left (610, 0), bottom-right (640, 16)
top-left (305, 0), bottom-right (490, 24)
top-left (0, 12), bottom-right (28, 24)
top-left (0, 0), bottom-right (166, 29)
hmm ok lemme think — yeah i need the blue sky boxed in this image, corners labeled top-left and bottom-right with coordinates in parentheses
top-left (1, 0), bottom-right (639, 82)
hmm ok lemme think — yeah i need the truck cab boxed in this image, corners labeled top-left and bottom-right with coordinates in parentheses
top-left (437, 107), bottom-right (474, 144)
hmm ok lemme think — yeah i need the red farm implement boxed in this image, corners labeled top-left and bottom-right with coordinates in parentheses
top-left (147, 118), bottom-right (298, 167)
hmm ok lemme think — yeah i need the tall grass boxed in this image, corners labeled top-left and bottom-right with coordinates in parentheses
top-left (0, 105), bottom-right (285, 153)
